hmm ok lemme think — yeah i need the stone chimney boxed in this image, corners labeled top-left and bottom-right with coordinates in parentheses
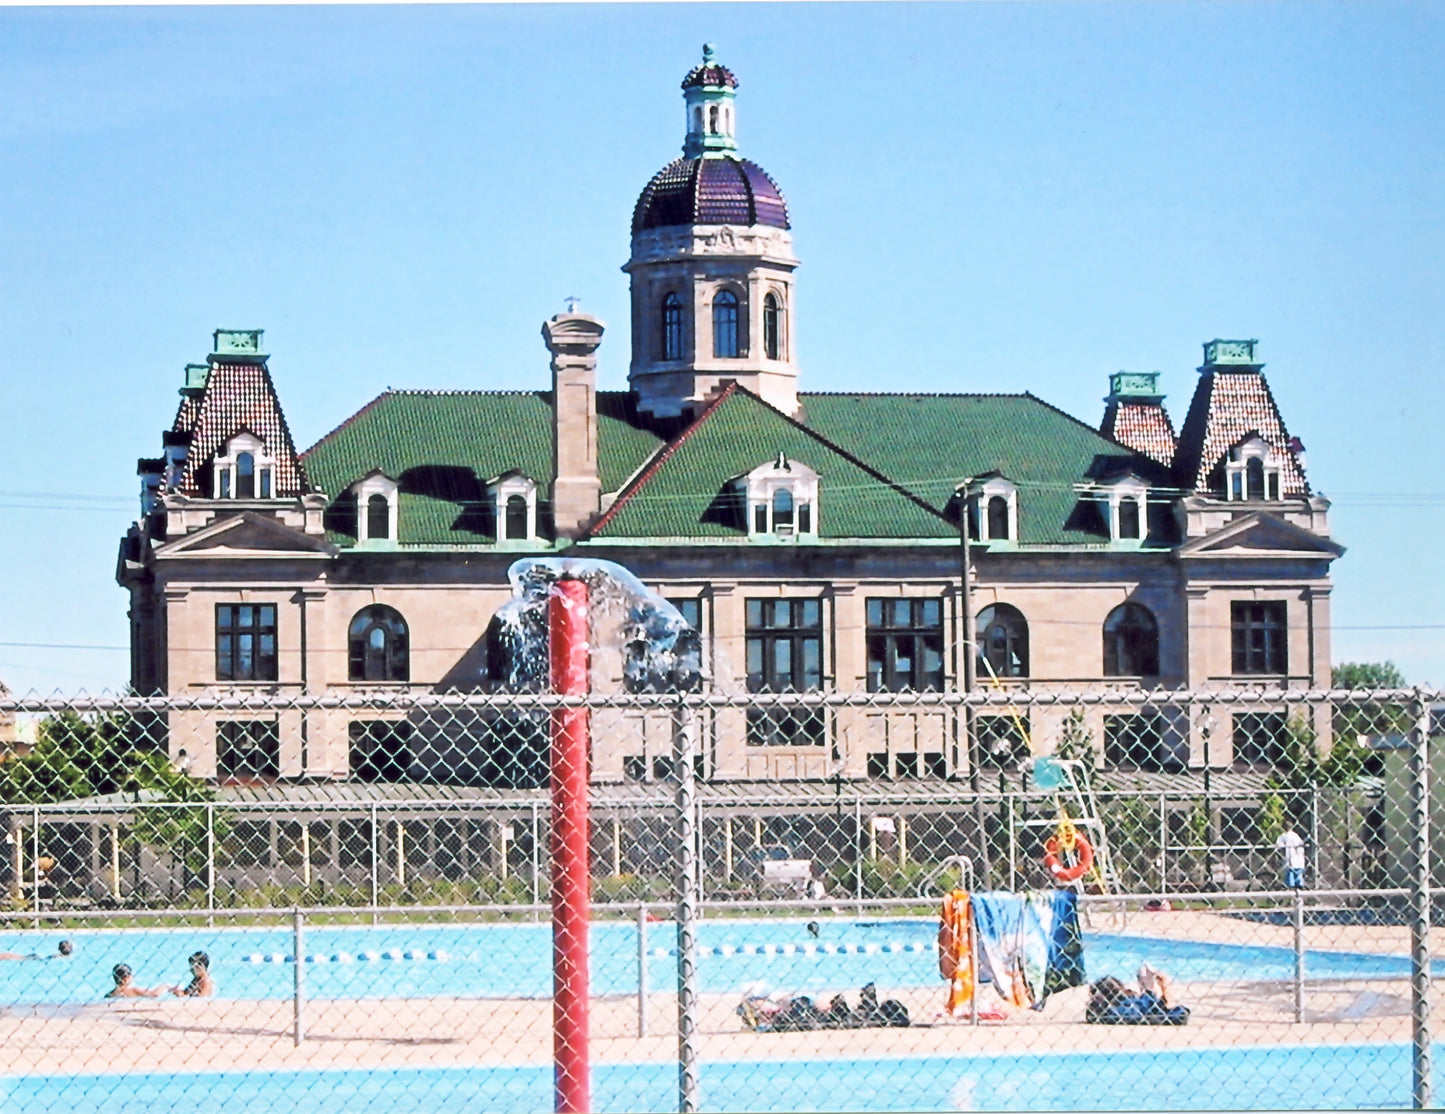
top-left (543, 311), bottom-right (605, 540)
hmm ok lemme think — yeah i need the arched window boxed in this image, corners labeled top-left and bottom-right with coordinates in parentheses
top-left (505, 494), bottom-right (529, 540)
top-left (348, 605), bottom-right (409, 683)
top-left (976, 604), bottom-right (1028, 679)
top-left (662, 293), bottom-right (684, 360)
top-left (772, 488), bottom-right (794, 530)
top-left (1118, 498), bottom-right (1140, 539)
top-left (713, 290), bottom-right (739, 358)
top-left (763, 293), bottom-right (781, 360)
top-left (693, 106), bottom-right (703, 133)
top-left (366, 494), bottom-right (390, 540)
top-left (1246, 456), bottom-right (1265, 500)
top-left (709, 104), bottom-right (719, 133)
top-left (1103, 602), bottom-right (1159, 677)
top-left (235, 452), bottom-right (255, 499)
top-left (987, 495), bottom-right (1010, 540)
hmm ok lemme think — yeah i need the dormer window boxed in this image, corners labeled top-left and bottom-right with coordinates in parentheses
top-left (1224, 436), bottom-right (1282, 501)
top-left (1095, 475), bottom-right (1149, 543)
top-left (962, 477), bottom-right (1018, 543)
top-left (488, 472), bottom-right (538, 543)
top-left (351, 472), bottom-right (399, 544)
top-left (737, 455), bottom-right (818, 539)
top-left (213, 433), bottom-right (275, 501)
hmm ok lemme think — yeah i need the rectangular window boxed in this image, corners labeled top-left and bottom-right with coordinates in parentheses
top-left (216, 603), bottom-right (278, 682)
top-left (745, 598), bottom-right (825, 746)
top-left (865, 598), bottom-right (944, 692)
top-left (1232, 712), bottom-right (1288, 768)
top-left (1231, 601), bottom-right (1288, 675)
top-left (259, 468), bottom-right (273, 499)
top-left (348, 720), bottom-right (414, 783)
top-left (667, 597), bottom-right (702, 631)
top-left (1104, 713), bottom-right (1170, 772)
top-left (216, 720), bottom-right (280, 779)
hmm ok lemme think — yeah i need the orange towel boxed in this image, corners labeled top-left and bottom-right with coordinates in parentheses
top-left (938, 888), bottom-right (974, 1015)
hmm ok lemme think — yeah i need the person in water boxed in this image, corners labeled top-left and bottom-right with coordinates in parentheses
top-left (0, 939), bottom-right (73, 960)
top-left (170, 951), bottom-right (214, 997)
top-left (106, 963), bottom-right (163, 998)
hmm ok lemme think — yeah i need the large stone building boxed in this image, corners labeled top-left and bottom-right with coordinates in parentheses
top-left (118, 48), bottom-right (1342, 788)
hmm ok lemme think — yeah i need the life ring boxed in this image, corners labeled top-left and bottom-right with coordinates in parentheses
top-left (1043, 830), bottom-right (1094, 884)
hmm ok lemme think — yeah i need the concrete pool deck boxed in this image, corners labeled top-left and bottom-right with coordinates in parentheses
top-left (0, 909), bottom-right (1429, 1080)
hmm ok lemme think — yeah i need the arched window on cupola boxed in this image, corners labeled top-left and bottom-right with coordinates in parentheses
top-left (763, 293), bottom-right (781, 360)
top-left (662, 293), bottom-right (684, 361)
top-left (713, 290), bottom-right (740, 358)
top-left (709, 104), bottom-right (719, 133)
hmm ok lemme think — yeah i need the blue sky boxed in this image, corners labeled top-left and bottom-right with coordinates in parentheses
top-left (0, 2), bottom-right (1441, 693)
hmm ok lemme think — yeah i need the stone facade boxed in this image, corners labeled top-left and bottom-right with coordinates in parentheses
top-left (117, 48), bottom-right (1344, 789)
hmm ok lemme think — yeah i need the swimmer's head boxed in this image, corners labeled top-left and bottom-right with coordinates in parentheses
top-left (57, 940), bottom-right (73, 957)
top-left (189, 951), bottom-right (209, 970)
top-left (112, 963), bottom-right (131, 984)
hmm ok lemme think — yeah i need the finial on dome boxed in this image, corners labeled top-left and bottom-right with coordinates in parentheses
top-left (702, 43), bottom-right (715, 65)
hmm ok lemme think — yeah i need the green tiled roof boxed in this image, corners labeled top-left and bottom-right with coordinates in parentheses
top-left (300, 385), bottom-right (1162, 549)
top-left (301, 391), bottom-right (664, 545)
top-left (592, 386), bottom-right (955, 540)
top-left (801, 392), bottom-right (1155, 545)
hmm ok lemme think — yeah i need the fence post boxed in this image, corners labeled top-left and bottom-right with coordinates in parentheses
top-left (31, 805), bottom-right (40, 919)
top-left (1292, 884), bottom-right (1305, 1023)
top-left (637, 901), bottom-right (649, 1038)
top-left (674, 698), bottom-right (701, 1114)
top-left (370, 802), bottom-right (380, 922)
top-left (1007, 796), bottom-right (1016, 891)
top-left (206, 803), bottom-right (216, 926)
top-left (531, 801), bottom-right (542, 919)
top-left (1409, 692), bottom-right (1433, 1110)
top-left (293, 906), bottom-right (306, 1046)
top-left (1158, 793), bottom-right (1168, 894)
top-left (853, 799), bottom-right (863, 901)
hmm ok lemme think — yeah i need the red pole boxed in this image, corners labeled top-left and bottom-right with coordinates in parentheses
top-left (549, 577), bottom-right (590, 1114)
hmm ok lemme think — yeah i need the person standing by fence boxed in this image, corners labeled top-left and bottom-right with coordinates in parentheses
top-left (1276, 827), bottom-right (1306, 888)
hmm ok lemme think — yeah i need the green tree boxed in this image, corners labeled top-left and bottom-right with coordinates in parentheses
top-left (1331, 661), bottom-right (1412, 747)
top-left (1055, 709), bottom-right (1098, 767)
top-left (0, 712), bottom-right (221, 890)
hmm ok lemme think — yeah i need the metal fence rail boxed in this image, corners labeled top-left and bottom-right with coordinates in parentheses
top-left (0, 686), bottom-right (1435, 1111)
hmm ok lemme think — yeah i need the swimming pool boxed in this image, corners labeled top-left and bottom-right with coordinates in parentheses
top-left (0, 919), bottom-right (1435, 1003)
top-left (3, 1042), bottom-right (1429, 1111)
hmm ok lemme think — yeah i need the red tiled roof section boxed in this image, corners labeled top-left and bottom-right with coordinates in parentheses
top-left (175, 363), bottom-right (310, 496)
top-left (1101, 401), bottom-right (1177, 468)
top-left (1173, 371), bottom-right (1308, 496)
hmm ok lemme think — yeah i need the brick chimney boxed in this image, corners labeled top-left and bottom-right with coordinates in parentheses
top-left (543, 311), bottom-right (605, 540)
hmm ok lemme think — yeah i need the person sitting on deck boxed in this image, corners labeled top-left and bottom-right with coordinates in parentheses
top-left (1086, 968), bottom-right (1188, 1025)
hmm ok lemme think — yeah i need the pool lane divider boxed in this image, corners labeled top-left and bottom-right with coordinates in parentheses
top-left (243, 940), bottom-right (928, 964)
top-left (245, 950), bottom-right (451, 964)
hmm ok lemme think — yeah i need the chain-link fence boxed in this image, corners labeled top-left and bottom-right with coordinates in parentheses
top-left (0, 686), bottom-right (1436, 1111)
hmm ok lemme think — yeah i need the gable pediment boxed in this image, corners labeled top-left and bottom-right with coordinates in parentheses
top-left (156, 512), bottom-right (335, 559)
top-left (1178, 511), bottom-right (1344, 560)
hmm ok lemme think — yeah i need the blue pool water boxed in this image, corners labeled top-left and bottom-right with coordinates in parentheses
top-left (0, 918), bottom-right (1436, 1003)
top-left (3, 1043), bottom-right (1429, 1111)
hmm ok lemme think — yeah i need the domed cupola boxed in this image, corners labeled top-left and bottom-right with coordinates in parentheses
top-left (624, 45), bottom-right (801, 420)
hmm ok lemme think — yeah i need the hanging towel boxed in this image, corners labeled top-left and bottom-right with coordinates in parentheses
top-left (969, 892), bottom-right (1034, 1008)
top-left (1043, 888), bottom-right (1087, 998)
top-left (937, 889), bottom-right (975, 1015)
